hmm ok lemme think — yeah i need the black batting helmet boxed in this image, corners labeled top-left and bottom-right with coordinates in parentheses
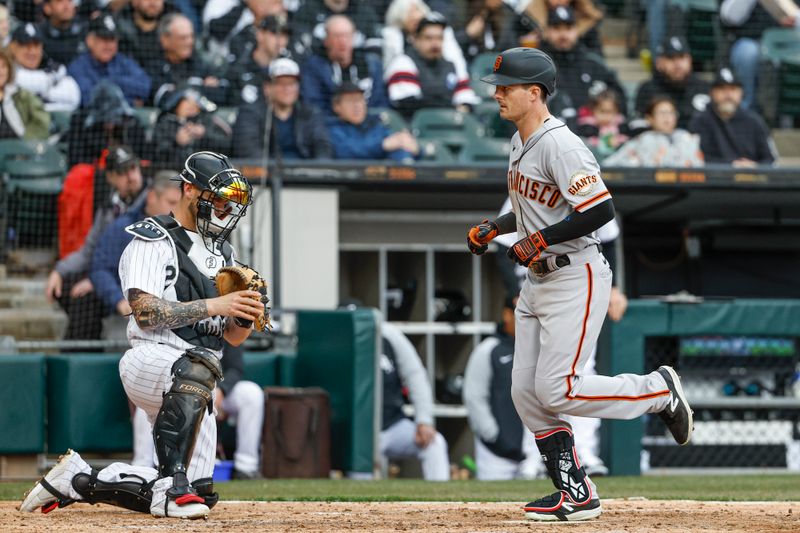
top-left (481, 47), bottom-right (557, 95)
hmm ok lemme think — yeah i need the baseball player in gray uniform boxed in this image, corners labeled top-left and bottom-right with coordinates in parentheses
top-left (20, 152), bottom-right (267, 519)
top-left (467, 47), bottom-right (693, 522)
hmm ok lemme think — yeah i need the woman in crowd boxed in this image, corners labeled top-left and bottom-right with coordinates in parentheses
top-left (0, 48), bottom-right (49, 140)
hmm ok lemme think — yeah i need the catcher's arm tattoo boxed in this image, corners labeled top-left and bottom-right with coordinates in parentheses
top-left (128, 288), bottom-right (210, 330)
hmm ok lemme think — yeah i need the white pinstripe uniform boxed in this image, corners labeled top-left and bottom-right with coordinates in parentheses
top-left (57, 224), bottom-right (233, 511)
top-left (505, 117), bottom-right (672, 447)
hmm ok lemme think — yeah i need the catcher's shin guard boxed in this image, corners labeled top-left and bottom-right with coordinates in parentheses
top-left (71, 470), bottom-right (154, 513)
top-left (536, 428), bottom-right (593, 505)
top-left (154, 347), bottom-right (223, 497)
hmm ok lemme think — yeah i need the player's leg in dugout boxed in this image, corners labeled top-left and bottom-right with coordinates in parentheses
top-left (473, 437), bottom-right (520, 480)
top-left (380, 418), bottom-right (450, 481)
top-left (221, 380), bottom-right (265, 477)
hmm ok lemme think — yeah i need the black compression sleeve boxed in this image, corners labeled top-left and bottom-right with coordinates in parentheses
top-left (601, 237), bottom-right (618, 286)
top-left (494, 211), bottom-right (516, 235)
top-left (539, 200), bottom-right (615, 247)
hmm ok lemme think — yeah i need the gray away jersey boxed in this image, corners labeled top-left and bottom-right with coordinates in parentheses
top-left (506, 117), bottom-right (611, 257)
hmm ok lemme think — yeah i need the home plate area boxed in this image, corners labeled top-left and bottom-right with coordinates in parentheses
top-left (4, 500), bottom-right (800, 532)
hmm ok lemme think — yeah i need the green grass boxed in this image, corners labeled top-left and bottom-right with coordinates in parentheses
top-left (3, 475), bottom-right (800, 502)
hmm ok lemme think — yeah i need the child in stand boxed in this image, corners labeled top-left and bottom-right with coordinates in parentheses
top-left (576, 88), bottom-right (629, 161)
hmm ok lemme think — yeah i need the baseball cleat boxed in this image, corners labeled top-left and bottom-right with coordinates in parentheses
top-left (151, 494), bottom-right (210, 519)
top-left (524, 491), bottom-right (602, 521)
top-left (19, 449), bottom-right (80, 513)
top-left (657, 366), bottom-right (694, 446)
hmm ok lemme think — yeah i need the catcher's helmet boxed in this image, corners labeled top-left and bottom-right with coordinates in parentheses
top-left (174, 151), bottom-right (253, 255)
top-left (481, 47), bottom-right (557, 95)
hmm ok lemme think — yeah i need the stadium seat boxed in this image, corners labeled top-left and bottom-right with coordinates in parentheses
top-left (759, 29), bottom-right (800, 125)
top-left (418, 139), bottom-right (456, 163)
top-left (215, 106), bottom-right (239, 127)
top-left (371, 107), bottom-right (408, 133)
top-left (685, 0), bottom-right (723, 71)
top-left (458, 137), bottom-right (511, 163)
top-left (133, 107), bottom-right (159, 129)
top-left (410, 108), bottom-right (485, 154)
top-left (469, 52), bottom-right (497, 81)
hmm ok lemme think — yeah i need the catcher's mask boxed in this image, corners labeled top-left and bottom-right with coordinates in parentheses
top-left (175, 151), bottom-right (253, 255)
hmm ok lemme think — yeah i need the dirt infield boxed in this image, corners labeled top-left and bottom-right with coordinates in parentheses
top-left (3, 500), bottom-right (799, 532)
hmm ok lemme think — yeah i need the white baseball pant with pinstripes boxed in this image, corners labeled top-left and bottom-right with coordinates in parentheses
top-left (58, 342), bottom-right (218, 512)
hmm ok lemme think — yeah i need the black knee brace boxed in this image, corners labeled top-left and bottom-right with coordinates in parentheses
top-left (536, 428), bottom-right (592, 505)
top-left (154, 347), bottom-right (223, 493)
top-left (72, 470), bottom-right (154, 514)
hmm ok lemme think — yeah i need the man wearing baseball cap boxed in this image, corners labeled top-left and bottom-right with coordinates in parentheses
top-left (635, 35), bottom-right (710, 129)
top-left (689, 67), bottom-right (776, 166)
top-left (539, 6), bottom-right (625, 112)
top-left (232, 57), bottom-right (332, 159)
top-left (9, 22), bottom-right (81, 112)
top-left (67, 14), bottom-right (152, 107)
top-left (226, 14), bottom-right (291, 106)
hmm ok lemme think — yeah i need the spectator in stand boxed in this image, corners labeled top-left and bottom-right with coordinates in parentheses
top-left (721, 0), bottom-right (786, 110)
top-left (39, 0), bottom-right (87, 66)
top-left (203, 0), bottom-right (287, 64)
top-left (146, 12), bottom-right (230, 106)
top-left (689, 67), bottom-right (776, 167)
top-left (66, 80), bottom-right (151, 166)
top-left (456, 0), bottom-right (531, 63)
top-left (226, 14), bottom-right (291, 106)
top-left (301, 14), bottom-right (387, 114)
top-left (327, 81), bottom-right (418, 161)
top-left (46, 146), bottom-right (147, 341)
top-left (384, 12), bottom-right (480, 119)
top-left (233, 58), bottom-right (332, 159)
top-left (89, 172), bottom-right (180, 322)
top-left (524, 0), bottom-right (604, 54)
top-left (152, 86), bottom-right (233, 167)
top-left (67, 14), bottom-right (151, 107)
top-left (634, 36), bottom-right (710, 130)
top-left (380, 321), bottom-right (450, 481)
top-left (0, 48), bottom-right (50, 140)
top-left (463, 295), bottom-right (541, 480)
top-left (382, 0), bottom-right (468, 77)
top-left (539, 6), bottom-right (625, 112)
top-left (117, 0), bottom-right (172, 68)
top-left (605, 96), bottom-right (703, 167)
top-left (8, 23), bottom-right (80, 113)
top-left (576, 89), bottom-right (629, 162)
top-left (293, 0), bottom-right (383, 57)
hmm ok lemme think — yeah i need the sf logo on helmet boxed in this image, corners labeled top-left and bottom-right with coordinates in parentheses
top-left (494, 55), bottom-right (503, 72)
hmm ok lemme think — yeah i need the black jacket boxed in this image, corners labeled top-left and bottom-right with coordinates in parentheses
top-left (540, 41), bottom-right (625, 112)
top-left (232, 101), bottom-right (332, 159)
top-left (635, 71), bottom-right (710, 129)
top-left (152, 112), bottom-right (233, 168)
top-left (688, 106), bottom-right (775, 165)
top-left (145, 54), bottom-right (230, 106)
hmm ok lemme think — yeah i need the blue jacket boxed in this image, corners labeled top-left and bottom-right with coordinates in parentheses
top-left (326, 115), bottom-right (414, 162)
top-left (89, 206), bottom-right (145, 313)
top-left (68, 52), bottom-right (152, 106)
top-left (301, 51), bottom-right (388, 114)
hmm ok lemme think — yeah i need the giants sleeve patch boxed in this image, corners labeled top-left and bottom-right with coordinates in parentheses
top-left (568, 171), bottom-right (598, 197)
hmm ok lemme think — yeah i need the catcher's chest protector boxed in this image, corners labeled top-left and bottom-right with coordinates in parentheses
top-left (151, 215), bottom-right (233, 350)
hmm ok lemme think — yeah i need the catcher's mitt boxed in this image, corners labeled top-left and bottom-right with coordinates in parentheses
top-left (215, 265), bottom-right (271, 331)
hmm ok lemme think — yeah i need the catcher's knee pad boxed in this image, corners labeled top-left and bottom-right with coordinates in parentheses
top-left (71, 470), bottom-right (153, 514)
top-left (154, 347), bottom-right (223, 481)
top-left (192, 477), bottom-right (219, 509)
top-left (535, 428), bottom-right (592, 505)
